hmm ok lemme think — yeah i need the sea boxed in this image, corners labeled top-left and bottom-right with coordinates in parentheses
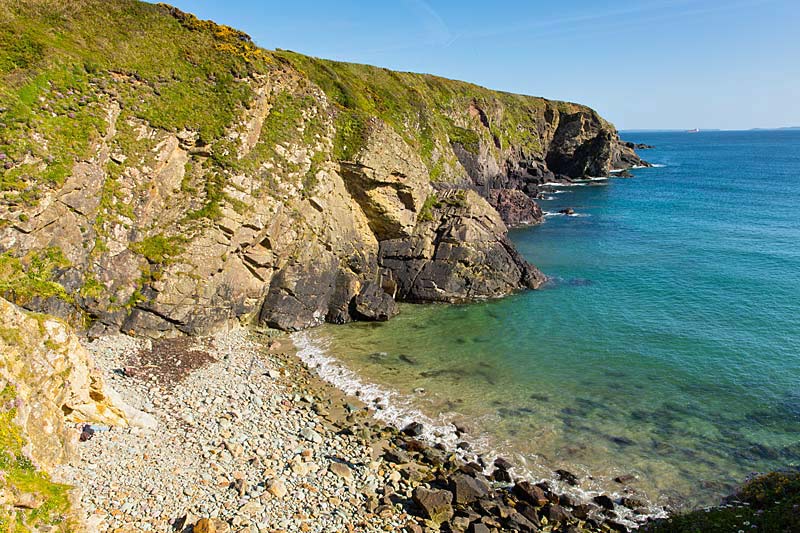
top-left (293, 130), bottom-right (800, 514)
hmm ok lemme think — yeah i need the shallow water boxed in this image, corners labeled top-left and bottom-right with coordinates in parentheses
top-left (304, 130), bottom-right (800, 510)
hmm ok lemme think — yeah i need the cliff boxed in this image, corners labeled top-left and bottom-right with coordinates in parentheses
top-left (0, 0), bottom-right (646, 337)
top-left (0, 297), bottom-right (153, 529)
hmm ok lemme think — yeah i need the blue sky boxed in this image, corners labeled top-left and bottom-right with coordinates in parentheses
top-left (149, 0), bottom-right (799, 130)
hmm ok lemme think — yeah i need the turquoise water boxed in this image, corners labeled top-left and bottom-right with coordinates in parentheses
top-left (304, 131), bottom-right (800, 509)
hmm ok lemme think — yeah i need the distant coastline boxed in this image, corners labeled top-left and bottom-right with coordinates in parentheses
top-left (621, 126), bottom-right (800, 133)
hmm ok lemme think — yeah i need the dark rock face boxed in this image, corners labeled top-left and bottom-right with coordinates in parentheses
top-left (402, 422), bottom-right (425, 437)
top-left (485, 188), bottom-right (544, 227)
top-left (545, 111), bottom-right (649, 177)
top-left (353, 281), bottom-right (398, 321)
top-left (379, 190), bottom-right (546, 304)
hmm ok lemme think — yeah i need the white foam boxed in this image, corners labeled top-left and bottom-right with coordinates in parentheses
top-left (292, 331), bottom-right (462, 449)
top-left (544, 211), bottom-right (590, 218)
top-left (543, 181), bottom-right (586, 187)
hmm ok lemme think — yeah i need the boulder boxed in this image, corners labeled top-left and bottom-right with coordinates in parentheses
top-left (545, 503), bottom-right (573, 523)
top-left (449, 473), bottom-right (490, 505)
top-left (513, 481), bottom-right (549, 507)
top-left (353, 281), bottom-right (397, 321)
top-left (412, 486), bottom-right (454, 524)
top-left (593, 494), bottom-right (615, 510)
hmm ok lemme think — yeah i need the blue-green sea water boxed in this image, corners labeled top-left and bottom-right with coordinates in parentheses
top-left (297, 130), bottom-right (800, 511)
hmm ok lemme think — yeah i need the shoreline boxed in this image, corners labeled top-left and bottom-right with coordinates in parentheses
top-left (57, 326), bottom-right (659, 532)
top-left (293, 330), bottom-right (667, 528)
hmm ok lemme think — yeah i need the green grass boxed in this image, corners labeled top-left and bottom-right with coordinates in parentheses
top-left (0, 384), bottom-right (74, 531)
top-left (0, 247), bottom-right (71, 306)
top-left (643, 471), bottom-right (800, 533)
top-left (129, 233), bottom-right (185, 265)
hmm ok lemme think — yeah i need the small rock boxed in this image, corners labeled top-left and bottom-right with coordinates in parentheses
top-left (555, 468), bottom-right (579, 486)
top-left (329, 462), bottom-right (353, 482)
top-left (13, 492), bottom-right (43, 509)
top-left (512, 481), bottom-right (549, 507)
top-left (402, 422), bottom-right (424, 437)
top-left (267, 478), bottom-right (288, 498)
top-left (299, 427), bottom-right (322, 444)
top-left (193, 518), bottom-right (230, 533)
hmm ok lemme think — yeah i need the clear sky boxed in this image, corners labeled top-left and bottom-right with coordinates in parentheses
top-left (147, 0), bottom-right (799, 130)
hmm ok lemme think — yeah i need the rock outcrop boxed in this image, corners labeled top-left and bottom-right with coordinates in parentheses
top-left (0, 297), bottom-right (152, 470)
top-left (380, 190), bottom-right (545, 302)
top-left (0, 0), bottom-right (647, 337)
top-left (0, 296), bottom-right (153, 528)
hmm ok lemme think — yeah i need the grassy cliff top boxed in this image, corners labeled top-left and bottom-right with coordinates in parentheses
top-left (0, 0), bottom-right (612, 199)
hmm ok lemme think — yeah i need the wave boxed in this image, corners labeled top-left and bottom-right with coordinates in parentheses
top-left (542, 181), bottom-right (586, 187)
top-left (544, 211), bottom-right (591, 217)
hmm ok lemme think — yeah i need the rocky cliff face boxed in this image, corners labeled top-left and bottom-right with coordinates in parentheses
top-left (0, 0), bottom-right (647, 337)
top-left (0, 297), bottom-right (152, 528)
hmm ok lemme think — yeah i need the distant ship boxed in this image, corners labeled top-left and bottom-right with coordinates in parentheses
top-left (687, 128), bottom-right (700, 133)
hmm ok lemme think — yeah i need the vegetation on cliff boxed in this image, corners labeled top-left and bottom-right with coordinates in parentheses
top-left (644, 470), bottom-right (800, 533)
top-left (0, 384), bottom-right (74, 532)
top-left (0, 0), bottom-right (640, 336)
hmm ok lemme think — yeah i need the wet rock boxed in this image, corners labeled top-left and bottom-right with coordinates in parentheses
top-left (506, 509), bottom-right (538, 531)
top-left (614, 474), bottom-right (636, 484)
top-left (593, 494), bottom-right (615, 510)
top-left (544, 503), bottom-right (573, 523)
top-left (514, 502), bottom-right (541, 527)
top-left (572, 503), bottom-right (597, 520)
top-left (494, 457), bottom-right (513, 471)
top-left (621, 496), bottom-right (645, 509)
top-left (449, 472), bottom-right (490, 505)
top-left (402, 421), bottom-right (425, 437)
top-left (559, 207), bottom-right (575, 215)
top-left (513, 481), bottom-right (549, 507)
top-left (555, 468), bottom-right (580, 486)
top-left (412, 486), bottom-right (454, 524)
top-left (491, 467), bottom-right (512, 483)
